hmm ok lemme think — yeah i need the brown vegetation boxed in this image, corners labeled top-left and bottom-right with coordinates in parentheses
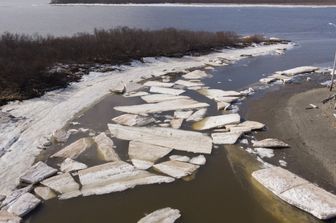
top-left (0, 27), bottom-right (274, 105)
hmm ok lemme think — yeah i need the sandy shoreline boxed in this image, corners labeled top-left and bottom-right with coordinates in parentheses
top-left (243, 80), bottom-right (336, 192)
top-left (0, 43), bottom-right (291, 196)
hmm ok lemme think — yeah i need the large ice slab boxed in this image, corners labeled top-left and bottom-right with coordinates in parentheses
top-left (175, 80), bottom-right (204, 87)
top-left (93, 133), bottom-right (120, 162)
top-left (34, 186), bottom-right (56, 201)
top-left (0, 210), bottom-right (21, 223)
top-left (211, 132), bottom-right (242, 145)
top-left (129, 141), bottom-right (172, 169)
top-left (78, 161), bottom-right (174, 196)
top-left (108, 124), bottom-right (212, 154)
top-left (277, 66), bottom-right (319, 76)
top-left (186, 108), bottom-right (207, 122)
top-left (143, 81), bottom-right (174, 88)
top-left (51, 138), bottom-right (92, 159)
top-left (138, 207), bottom-right (181, 223)
top-left (149, 87), bottom-right (185, 96)
top-left (198, 89), bottom-right (241, 101)
top-left (60, 158), bottom-right (88, 173)
top-left (192, 114), bottom-right (241, 130)
top-left (253, 138), bottom-right (289, 148)
top-left (114, 99), bottom-right (209, 114)
top-left (252, 167), bottom-right (336, 220)
top-left (112, 114), bottom-right (155, 127)
top-left (20, 161), bottom-right (57, 184)
top-left (141, 94), bottom-right (189, 103)
top-left (7, 193), bottom-right (40, 217)
top-left (183, 70), bottom-right (208, 79)
top-left (41, 173), bottom-right (80, 195)
top-left (153, 160), bottom-right (199, 179)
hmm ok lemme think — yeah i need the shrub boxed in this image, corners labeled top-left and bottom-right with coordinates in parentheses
top-left (0, 27), bottom-right (273, 105)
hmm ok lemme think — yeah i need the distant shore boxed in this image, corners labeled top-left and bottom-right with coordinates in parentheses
top-left (50, 2), bottom-right (336, 7)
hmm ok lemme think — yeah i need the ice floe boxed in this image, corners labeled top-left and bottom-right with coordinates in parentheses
top-left (20, 161), bottom-right (57, 184)
top-left (192, 114), bottom-right (241, 130)
top-left (252, 167), bottom-right (336, 220)
top-left (137, 207), bottom-right (181, 223)
top-left (78, 161), bottom-right (174, 196)
top-left (141, 94), bottom-right (190, 103)
top-left (7, 193), bottom-right (40, 217)
top-left (60, 158), bottom-right (88, 173)
top-left (211, 132), bottom-right (242, 145)
top-left (51, 138), bottom-right (92, 159)
top-left (108, 124), bottom-right (212, 154)
top-left (153, 160), bottom-right (199, 179)
top-left (41, 173), bottom-right (80, 195)
top-left (128, 141), bottom-right (172, 169)
top-left (143, 81), bottom-right (174, 88)
top-left (114, 99), bottom-right (209, 114)
top-left (186, 108), bottom-right (207, 122)
top-left (112, 114), bottom-right (155, 127)
top-left (149, 87), bottom-right (185, 96)
top-left (253, 138), bottom-right (289, 148)
top-left (189, 155), bottom-right (206, 165)
top-left (182, 70), bottom-right (208, 79)
top-left (33, 186), bottom-right (56, 201)
top-left (94, 133), bottom-right (120, 161)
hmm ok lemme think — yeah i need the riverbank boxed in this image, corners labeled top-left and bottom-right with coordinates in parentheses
top-left (243, 79), bottom-right (336, 193)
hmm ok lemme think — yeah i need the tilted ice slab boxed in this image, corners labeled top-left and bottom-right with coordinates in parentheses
top-left (276, 66), bottom-right (319, 76)
top-left (108, 124), bottom-right (212, 154)
top-left (129, 141), bottom-right (172, 169)
top-left (186, 108), bottom-right (207, 122)
top-left (137, 207), bottom-right (181, 223)
top-left (7, 193), bottom-right (41, 217)
top-left (182, 70), bottom-right (208, 79)
top-left (0, 43), bottom-right (291, 195)
top-left (78, 161), bottom-right (174, 196)
top-left (19, 161), bottom-right (57, 184)
top-left (253, 138), bottom-right (289, 148)
top-left (41, 173), bottom-right (80, 196)
top-left (198, 89), bottom-right (242, 101)
top-left (93, 133), bottom-right (120, 162)
top-left (60, 158), bottom-right (88, 173)
top-left (192, 114), bottom-right (241, 130)
top-left (211, 132), bottom-right (242, 145)
top-left (51, 138), bottom-right (92, 159)
top-left (143, 81), bottom-right (174, 88)
top-left (149, 86), bottom-right (185, 96)
top-left (252, 167), bottom-right (336, 220)
top-left (114, 99), bottom-right (209, 115)
top-left (141, 94), bottom-right (190, 103)
top-left (153, 160), bottom-right (199, 179)
top-left (112, 114), bottom-right (155, 127)
top-left (175, 79), bottom-right (204, 87)
top-left (0, 210), bottom-right (21, 223)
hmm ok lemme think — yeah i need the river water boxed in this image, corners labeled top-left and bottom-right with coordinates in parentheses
top-left (2, 1), bottom-right (336, 223)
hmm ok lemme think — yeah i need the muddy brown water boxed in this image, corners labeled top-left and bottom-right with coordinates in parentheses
top-left (28, 54), bottom-right (334, 223)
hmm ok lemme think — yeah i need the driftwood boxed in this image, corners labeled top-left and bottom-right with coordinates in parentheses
top-left (321, 93), bottom-right (336, 104)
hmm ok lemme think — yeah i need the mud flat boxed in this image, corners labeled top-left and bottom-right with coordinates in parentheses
top-left (243, 82), bottom-right (336, 192)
